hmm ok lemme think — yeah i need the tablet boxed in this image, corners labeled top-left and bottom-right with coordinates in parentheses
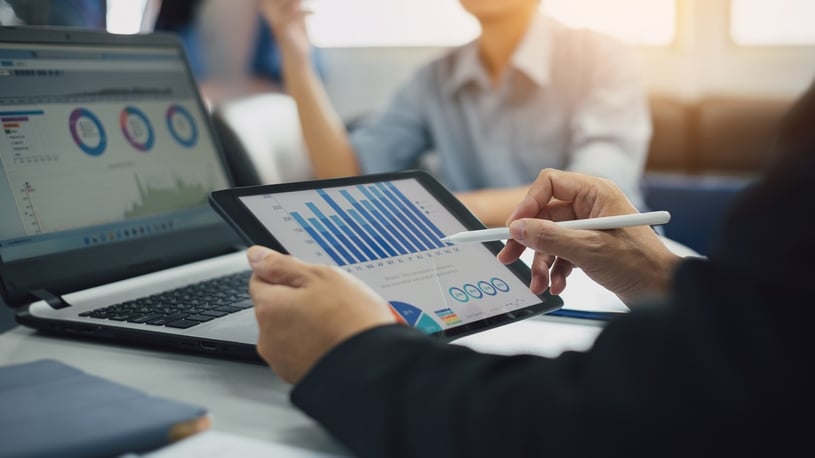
top-left (209, 170), bottom-right (562, 340)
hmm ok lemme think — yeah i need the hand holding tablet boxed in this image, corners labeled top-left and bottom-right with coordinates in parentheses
top-left (209, 170), bottom-right (563, 340)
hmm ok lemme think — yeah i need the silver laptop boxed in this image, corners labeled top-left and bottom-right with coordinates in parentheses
top-left (0, 26), bottom-right (260, 360)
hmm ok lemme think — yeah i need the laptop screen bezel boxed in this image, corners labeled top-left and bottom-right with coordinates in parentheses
top-left (0, 26), bottom-right (243, 308)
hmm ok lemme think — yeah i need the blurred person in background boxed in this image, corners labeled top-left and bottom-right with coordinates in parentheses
top-left (152, 0), bottom-right (323, 107)
top-left (260, 0), bottom-right (651, 226)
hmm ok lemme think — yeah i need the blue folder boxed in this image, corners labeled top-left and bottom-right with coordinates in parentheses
top-left (0, 359), bottom-right (208, 457)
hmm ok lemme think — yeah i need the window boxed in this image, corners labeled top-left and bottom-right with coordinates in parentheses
top-left (731, 0), bottom-right (815, 46)
top-left (542, 0), bottom-right (675, 46)
top-left (106, 0), bottom-right (149, 34)
top-left (307, 0), bottom-right (478, 47)
top-left (308, 0), bottom-right (676, 47)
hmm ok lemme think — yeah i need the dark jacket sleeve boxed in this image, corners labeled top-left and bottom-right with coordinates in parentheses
top-left (290, 81), bottom-right (815, 458)
top-left (291, 256), bottom-right (812, 457)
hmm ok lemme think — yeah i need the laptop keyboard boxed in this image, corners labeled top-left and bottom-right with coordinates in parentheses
top-left (79, 270), bottom-right (253, 329)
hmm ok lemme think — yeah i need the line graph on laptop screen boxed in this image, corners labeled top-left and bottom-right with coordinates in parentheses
top-left (0, 42), bottom-right (230, 261)
top-left (3, 103), bottom-right (220, 235)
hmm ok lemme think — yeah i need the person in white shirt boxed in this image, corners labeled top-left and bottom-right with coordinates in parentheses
top-left (260, 0), bottom-right (652, 226)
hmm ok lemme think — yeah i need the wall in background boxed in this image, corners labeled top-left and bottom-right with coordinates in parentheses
top-left (640, 0), bottom-right (815, 100)
top-left (321, 0), bottom-right (815, 120)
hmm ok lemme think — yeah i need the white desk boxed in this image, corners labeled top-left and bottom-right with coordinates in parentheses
top-left (0, 236), bottom-right (697, 456)
top-left (0, 316), bottom-right (604, 456)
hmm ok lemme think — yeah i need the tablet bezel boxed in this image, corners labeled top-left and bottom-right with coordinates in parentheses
top-left (209, 169), bottom-right (562, 340)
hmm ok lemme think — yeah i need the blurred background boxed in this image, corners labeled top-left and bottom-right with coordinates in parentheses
top-left (1, 0), bottom-right (814, 333)
top-left (1, 0), bottom-right (814, 256)
top-left (77, 0), bottom-right (815, 111)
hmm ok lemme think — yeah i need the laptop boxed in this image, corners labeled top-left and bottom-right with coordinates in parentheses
top-left (0, 26), bottom-right (261, 360)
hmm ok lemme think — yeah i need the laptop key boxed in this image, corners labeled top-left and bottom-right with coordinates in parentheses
top-left (81, 270), bottom-right (251, 327)
top-left (214, 305), bottom-right (242, 313)
top-left (165, 319), bottom-right (200, 329)
top-left (228, 299), bottom-right (254, 309)
top-left (187, 314), bottom-right (215, 322)
top-left (127, 313), bottom-right (165, 324)
top-left (146, 313), bottom-right (188, 326)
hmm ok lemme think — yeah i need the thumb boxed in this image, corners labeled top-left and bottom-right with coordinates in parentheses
top-left (247, 245), bottom-right (311, 288)
top-left (247, 245), bottom-right (274, 265)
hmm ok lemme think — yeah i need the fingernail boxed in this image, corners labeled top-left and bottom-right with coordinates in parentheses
top-left (247, 246), bottom-right (272, 264)
top-left (509, 220), bottom-right (525, 243)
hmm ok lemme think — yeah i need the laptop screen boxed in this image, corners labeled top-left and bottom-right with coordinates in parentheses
top-left (0, 39), bottom-right (232, 263)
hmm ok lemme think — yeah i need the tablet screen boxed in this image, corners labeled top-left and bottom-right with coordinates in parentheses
top-left (232, 175), bottom-right (555, 337)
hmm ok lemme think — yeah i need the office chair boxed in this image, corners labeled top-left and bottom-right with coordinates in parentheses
top-left (209, 93), bottom-right (313, 186)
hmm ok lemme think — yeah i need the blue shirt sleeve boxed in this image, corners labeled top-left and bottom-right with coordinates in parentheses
top-left (350, 73), bottom-right (432, 173)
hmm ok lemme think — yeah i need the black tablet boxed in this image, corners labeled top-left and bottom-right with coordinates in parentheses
top-left (209, 170), bottom-right (562, 340)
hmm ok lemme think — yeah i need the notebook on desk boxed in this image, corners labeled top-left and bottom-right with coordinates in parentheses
top-left (0, 26), bottom-right (261, 360)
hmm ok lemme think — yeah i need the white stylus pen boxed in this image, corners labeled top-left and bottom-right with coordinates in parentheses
top-left (440, 210), bottom-right (671, 244)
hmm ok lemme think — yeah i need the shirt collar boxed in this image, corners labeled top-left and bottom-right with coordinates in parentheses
top-left (444, 13), bottom-right (552, 94)
top-left (444, 40), bottom-right (487, 94)
top-left (512, 13), bottom-right (552, 87)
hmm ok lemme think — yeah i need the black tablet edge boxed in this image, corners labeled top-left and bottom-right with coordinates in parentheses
top-left (208, 170), bottom-right (563, 339)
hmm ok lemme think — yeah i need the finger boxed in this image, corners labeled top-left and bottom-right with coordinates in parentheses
top-left (510, 218), bottom-right (608, 266)
top-left (497, 239), bottom-right (526, 264)
top-left (499, 199), bottom-right (579, 263)
top-left (507, 169), bottom-right (571, 223)
top-left (506, 192), bottom-right (546, 225)
top-left (548, 257), bottom-right (574, 295)
top-left (246, 246), bottom-right (314, 288)
top-left (541, 200), bottom-right (579, 223)
top-left (508, 169), bottom-right (612, 224)
top-left (529, 251), bottom-right (554, 295)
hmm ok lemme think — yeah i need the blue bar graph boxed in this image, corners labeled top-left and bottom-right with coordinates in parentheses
top-left (287, 182), bottom-right (448, 266)
top-left (361, 199), bottom-right (416, 252)
top-left (358, 185), bottom-right (427, 251)
top-left (318, 189), bottom-right (383, 260)
top-left (308, 217), bottom-right (356, 264)
top-left (347, 208), bottom-right (398, 257)
top-left (305, 204), bottom-right (365, 264)
top-left (340, 189), bottom-right (403, 254)
top-left (368, 185), bottom-right (435, 250)
top-left (383, 181), bottom-right (446, 239)
top-left (330, 215), bottom-right (377, 260)
top-left (376, 182), bottom-right (445, 248)
top-left (290, 212), bottom-right (344, 265)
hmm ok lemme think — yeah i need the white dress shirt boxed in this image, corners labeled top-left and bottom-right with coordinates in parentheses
top-left (350, 14), bottom-right (652, 210)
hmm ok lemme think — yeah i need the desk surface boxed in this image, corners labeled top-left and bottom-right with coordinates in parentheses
top-left (0, 236), bottom-right (695, 456)
top-left (0, 317), bottom-right (603, 456)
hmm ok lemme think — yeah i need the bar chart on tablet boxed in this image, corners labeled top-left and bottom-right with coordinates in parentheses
top-left (240, 179), bottom-right (462, 268)
top-left (236, 177), bottom-right (547, 333)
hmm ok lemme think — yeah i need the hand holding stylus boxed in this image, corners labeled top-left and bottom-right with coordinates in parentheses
top-left (495, 169), bottom-right (683, 306)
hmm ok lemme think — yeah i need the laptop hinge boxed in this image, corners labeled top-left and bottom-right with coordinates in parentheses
top-left (30, 289), bottom-right (71, 309)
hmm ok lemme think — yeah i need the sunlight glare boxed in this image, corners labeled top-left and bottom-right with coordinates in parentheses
top-left (307, 0), bottom-right (675, 47)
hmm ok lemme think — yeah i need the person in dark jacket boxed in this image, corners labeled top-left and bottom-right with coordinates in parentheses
top-left (244, 80), bottom-right (815, 457)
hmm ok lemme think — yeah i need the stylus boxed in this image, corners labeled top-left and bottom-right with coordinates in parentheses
top-left (440, 211), bottom-right (671, 244)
